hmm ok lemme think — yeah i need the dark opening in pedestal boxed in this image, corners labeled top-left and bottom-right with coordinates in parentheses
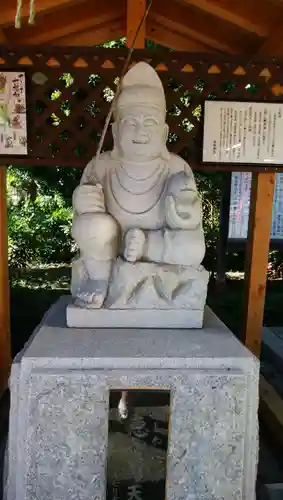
top-left (106, 389), bottom-right (171, 500)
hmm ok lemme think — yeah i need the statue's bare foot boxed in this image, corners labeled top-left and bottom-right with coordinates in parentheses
top-left (75, 279), bottom-right (108, 309)
top-left (76, 292), bottom-right (104, 309)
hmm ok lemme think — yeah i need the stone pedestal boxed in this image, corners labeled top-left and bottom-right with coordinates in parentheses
top-left (69, 259), bottom-right (209, 329)
top-left (6, 296), bottom-right (259, 500)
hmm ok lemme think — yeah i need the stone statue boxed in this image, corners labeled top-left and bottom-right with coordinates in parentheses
top-left (69, 62), bottom-right (208, 321)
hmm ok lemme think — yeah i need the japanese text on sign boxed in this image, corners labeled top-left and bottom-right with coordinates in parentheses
top-left (203, 101), bottom-right (283, 165)
top-left (0, 72), bottom-right (27, 155)
top-left (229, 172), bottom-right (283, 239)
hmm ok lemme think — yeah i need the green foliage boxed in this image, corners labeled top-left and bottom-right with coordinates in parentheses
top-left (195, 172), bottom-right (222, 270)
top-left (196, 172), bottom-right (221, 245)
top-left (97, 38), bottom-right (126, 48)
top-left (7, 166), bottom-right (76, 268)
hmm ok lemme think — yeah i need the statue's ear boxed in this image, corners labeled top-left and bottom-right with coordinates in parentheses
top-left (112, 122), bottom-right (117, 141)
top-left (111, 122), bottom-right (119, 159)
top-left (163, 123), bottom-right (169, 143)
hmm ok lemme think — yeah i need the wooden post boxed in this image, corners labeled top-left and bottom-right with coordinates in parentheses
top-left (243, 172), bottom-right (275, 358)
top-left (127, 0), bottom-right (146, 48)
top-left (0, 166), bottom-right (11, 395)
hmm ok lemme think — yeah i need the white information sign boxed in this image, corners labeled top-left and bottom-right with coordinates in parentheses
top-left (228, 172), bottom-right (283, 239)
top-left (202, 101), bottom-right (283, 165)
top-left (0, 72), bottom-right (27, 155)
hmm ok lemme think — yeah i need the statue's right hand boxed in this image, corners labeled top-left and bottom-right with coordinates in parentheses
top-left (73, 183), bottom-right (105, 214)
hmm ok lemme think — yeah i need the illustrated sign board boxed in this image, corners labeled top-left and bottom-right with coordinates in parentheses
top-left (228, 172), bottom-right (283, 240)
top-left (0, 72), bottom-right (27, 155)
top-left (202, 100), bottom-right (283, 166)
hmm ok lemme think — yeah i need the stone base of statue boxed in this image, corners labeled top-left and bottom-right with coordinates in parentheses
top-left (68, 258), bottom-right (209, 328)
top-left (6, 296), bottom-right (259, 500)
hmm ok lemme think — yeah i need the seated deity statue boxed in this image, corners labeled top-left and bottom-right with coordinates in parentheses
top-left (70, 62), bottom-right (209, 313)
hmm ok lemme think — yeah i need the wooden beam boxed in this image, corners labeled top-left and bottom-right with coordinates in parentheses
top-left (180, 0), bottom-right (269, 37)
top-left (0, 166), bottom-right (11, 395)
top-left (242, 173), bottom-right (275, 358)
top-left (53, 19), bottom-right (125, 46)
top-left (1, 0), bottom-right (84, 27)
top-left (127, 0), bottom-right (146, 48)
top-left (5, 0), bottom-right (124, 45)
top-left (147, 22), bottom-right (214, 52)
top-left (258, 21), bottom-right (283, 56)
top-left (0, 30), bottom-right (8, 44)
top-left (149, 1), bottom-right (239, 54)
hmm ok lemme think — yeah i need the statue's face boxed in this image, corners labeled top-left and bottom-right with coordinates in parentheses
top-left (114, 105), bottom-right (168, 161)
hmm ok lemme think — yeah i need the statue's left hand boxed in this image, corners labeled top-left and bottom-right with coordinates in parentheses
top-left (165, 192), bottom-right (200, 230)
top-left (124, 229), bottom-right (146, 263)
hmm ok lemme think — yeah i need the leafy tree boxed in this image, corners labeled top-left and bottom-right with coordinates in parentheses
top-left (8, 167), bottom-right (75, 268)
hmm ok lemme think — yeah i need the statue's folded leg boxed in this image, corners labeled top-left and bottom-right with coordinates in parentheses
top-left (72, 213), bottom-right (119, 308)
top-left (144, 228), bottom-right (206, 268)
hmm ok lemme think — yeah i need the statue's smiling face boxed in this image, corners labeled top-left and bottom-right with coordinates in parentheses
top-left (114, 105), bottom-right (168, 161)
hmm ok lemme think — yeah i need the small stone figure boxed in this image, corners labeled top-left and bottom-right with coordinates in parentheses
top-left (71, 62), bottom-right (208, 312)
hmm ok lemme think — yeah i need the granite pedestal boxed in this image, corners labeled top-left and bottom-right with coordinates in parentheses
top-left (6, 296), bottom-right (259, 500)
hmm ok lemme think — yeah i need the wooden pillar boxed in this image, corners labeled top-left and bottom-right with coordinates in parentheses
top-left (127, 0), bottom-right (146, 48)
top-left (243, 172), bottom-right (275, 358)
top-left (0, 166), bottom-right (11, 395)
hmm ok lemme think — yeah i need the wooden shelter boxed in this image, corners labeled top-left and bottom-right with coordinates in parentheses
top-left (0, 0), bottom-right (282, 398)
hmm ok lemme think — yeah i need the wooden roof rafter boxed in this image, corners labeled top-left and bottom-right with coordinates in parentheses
top-left (53, 19), bottom-right (126, 47)
top-left (147, 22), bottom-right (213, 52)
top-left (0, 1), bottom-right (283, 63)
top-left (179, 0), bottom-right (271, 37)
top-left (1, 0), bottom-right (86, 27)
top-left (258, 20), bottom-right (283, 56)
top-left (5, 0), bottom-right (125, 45)
top-left (148, 0), bottom-right (259, 54)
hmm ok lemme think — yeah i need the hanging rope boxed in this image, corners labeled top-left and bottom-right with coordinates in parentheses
top-left (28, 0), bottom-right (36, 25)
top-left (15, 0), bottom-right (22, 29)
top-left (95, 0), bottom-right (152, 165)
top-left (15, 0), bottom-right (36, 28)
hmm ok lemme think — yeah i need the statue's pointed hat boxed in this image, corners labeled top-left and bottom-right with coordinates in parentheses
top-left (114, 62), bottom-right (166, 116)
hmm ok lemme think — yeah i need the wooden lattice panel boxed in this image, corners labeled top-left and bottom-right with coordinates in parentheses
top-left (0, 45), bottom-right (283, 169)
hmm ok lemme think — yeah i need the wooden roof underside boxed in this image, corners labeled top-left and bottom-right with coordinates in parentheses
top-left (1, 0), bottom-right (283, 56)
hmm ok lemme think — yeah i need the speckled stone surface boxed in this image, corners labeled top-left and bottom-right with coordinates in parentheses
top-left (6, 296), bottom-right (259, 500)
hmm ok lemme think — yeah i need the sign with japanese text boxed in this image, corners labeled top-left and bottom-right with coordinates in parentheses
top-left (202, 101), bottom-right (283, 166)
top-left (228, 172), bottom-right (283, 239)
top-left (0, 71), bottom-right (27, 155)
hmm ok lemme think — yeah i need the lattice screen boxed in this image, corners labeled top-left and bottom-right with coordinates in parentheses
top-left (0, 45), bottom-right (282, 168)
